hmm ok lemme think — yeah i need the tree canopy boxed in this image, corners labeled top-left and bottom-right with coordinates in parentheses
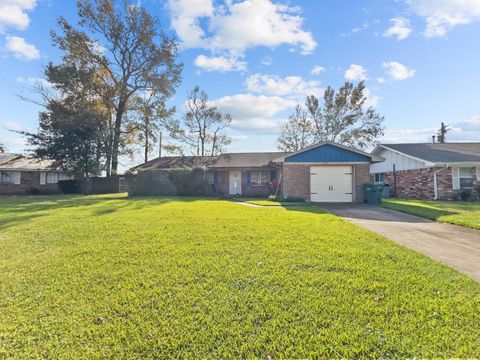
top-left (278, 81), bottom-right (385, 151)
top-left (20, 63), bottom-right (110, 176)
top-left (166, 86), bottom-right (232, 157)
top-left (51, 0), bottom-right (182, 175)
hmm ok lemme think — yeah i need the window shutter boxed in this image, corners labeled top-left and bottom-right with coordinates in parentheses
top-left (246, 171), bottom-right (251, 185)
top-left (452, 167), bottom-right (460, 190)
top-left (13, 172), bottom-right (21, 184)
top-left (476, 167), bottom-right (480, 181)
top-left (40, 172), bottom-right (46, 185)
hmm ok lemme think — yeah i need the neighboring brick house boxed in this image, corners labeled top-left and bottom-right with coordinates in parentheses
top-left (370, 143), bottom-right (480, 200)
top-left (132, 142), bottom-right (382, 203)
top-left (0, 153), bottom-right (76, 195)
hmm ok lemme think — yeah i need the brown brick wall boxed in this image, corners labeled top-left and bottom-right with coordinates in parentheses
top-left (282, 163), bottom-right (370, 202)
top-left (0, 171), bottom-right (61, 195)
top-left (383, 167), bottom-right (479, 200)
top-left (214, 170), bottom-right (229, 196)
top-left (354, 164), bottom-right (370, 203)
top-left (281, 163), bottom-right (311, 200)
top-left (213, 168), bottom-right (279, 197)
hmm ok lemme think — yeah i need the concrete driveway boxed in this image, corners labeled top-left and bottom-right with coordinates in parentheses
top-left (322, 204), bottom-right (480, 282)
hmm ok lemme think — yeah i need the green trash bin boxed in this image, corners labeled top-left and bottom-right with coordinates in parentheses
top-left (363, 183), bottom-right (384, 204)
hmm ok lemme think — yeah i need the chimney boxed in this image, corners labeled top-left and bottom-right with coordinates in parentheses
top-left (432, 135), bottom-right (436, 144)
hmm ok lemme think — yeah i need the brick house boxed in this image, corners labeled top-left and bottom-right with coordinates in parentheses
top-left (370, 143), bottom-right (480, 200)
top-left (0, 153), bottom-right (77, 195)
top-left (132, 142), bottom-right (382, 203)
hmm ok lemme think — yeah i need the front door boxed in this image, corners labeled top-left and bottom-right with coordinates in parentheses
top-left (229, 170), bottom-right (242, 195)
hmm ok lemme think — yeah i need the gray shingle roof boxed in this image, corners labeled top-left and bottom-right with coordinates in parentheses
top-left (0, 153), bottom-right (21, 165)
top-left (132, 156), bottom-right (218, 170)
top-left (380, 143), bottom-right (480, 163)
top-left (209, 152), bottom-right (288, 168)
top-left (134, 152), bottom-right (288, 170)
top-left (0, 155), bottom-right (54, 171)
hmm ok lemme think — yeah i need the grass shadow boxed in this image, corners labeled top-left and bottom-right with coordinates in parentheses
top-left (380, 202), bottom-right (457, 221)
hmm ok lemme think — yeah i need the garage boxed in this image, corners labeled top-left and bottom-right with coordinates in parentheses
top-left (281, 142), bottom-right (382, 203)
top-left (310, 165), bottom-right (353, 202)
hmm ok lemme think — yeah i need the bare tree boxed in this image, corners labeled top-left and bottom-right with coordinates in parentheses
top-left (167, 86), bottom-right (231, 157)
top-left (52, 0), bottom-right (182, 175)
top-left (277, 104), bottom-right (314, 152)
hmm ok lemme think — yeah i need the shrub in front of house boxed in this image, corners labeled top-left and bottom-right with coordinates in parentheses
top-left (58, 179), bottom-right (82, 194)
top-left (126, 168), bottom-right (214, 197)
top-left (459, 189), bottom-right (472, 201)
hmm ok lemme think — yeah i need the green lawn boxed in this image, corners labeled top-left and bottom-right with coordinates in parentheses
top-left (381, 198), bottom-right (480, 230)
top-left (234, 197), bottom-right (307, 207)
top-left (0, 195), bottom-right (479, 358)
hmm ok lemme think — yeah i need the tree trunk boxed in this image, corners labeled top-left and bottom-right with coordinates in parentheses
top-left (144, 135), bottom-right (149, 163)
top-left (111, 107), bottom-right (124, 176)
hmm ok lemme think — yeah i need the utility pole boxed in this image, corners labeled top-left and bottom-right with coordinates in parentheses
top-left (158, 131), bottom-right (162, 158)
top-left (437, 122), bottom-right (450, 143)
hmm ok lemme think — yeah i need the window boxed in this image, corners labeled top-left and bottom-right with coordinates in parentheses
top-left (373, 173), bottom-right (385, 183)
top-left (45, 172), bottom-right (74, 184)
top-left (0, 171), bottom-right (20, 184)
top-left (250, 171), bottom-right (271, 186)
top-left (459, 167), bottom-right (474, 188)
top-left (46, 172), bottom-right (59, 184)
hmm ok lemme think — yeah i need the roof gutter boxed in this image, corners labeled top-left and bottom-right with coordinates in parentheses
top-left (433, 165), bottom-right (449, 200)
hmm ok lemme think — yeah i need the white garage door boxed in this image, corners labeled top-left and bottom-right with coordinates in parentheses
top-left (310, 165), bottom-right (353, 202)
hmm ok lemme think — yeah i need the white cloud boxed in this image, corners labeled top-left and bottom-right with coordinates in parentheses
top-left (212, 93), bottom-right (296, 120)
top-left (377, 77), bottom-right (386, 84)
top-left (194, 54), bottom-right (246, 72)
top-left (364, 88), bottom-right (381, 108)
top-left (406, 0), bottom-right (480, 37)
top-left (450, 116), bottom-right (480, 141)
top-left (344, 64), bottom-right (367, 81)
top-left (382, 127), bottom-right (437, 143)
top-left (3, 120), bottom-right (22, 131)
top-left (5, 35), bottom-right (39, 60)
top-left (16, 76), bottom-right (51, 87)
top-left (245, 73), bottom-right (322, 99)
top-left (210, 93), bottom-right (295, 134)
top-left (168, 0), bottom-right (316, 71)
top-left (383, 17), bottom-right (412, 40)
top-left (351, 22), bottom-right (369, 33)
top-left (311, 65), bottom-right (325, 75)
top-left (230, 117), bottom-right (284, 133)
top-left (383, 61), bottom-right (416, 80)
top-left (382, 116), bottom-right (480, 143)
top-left (0, 0), bottom-right (37, 33)
top-left (210, 0), bottom-right (316, 54)
top-left (168, 0), bottom-right (213, 48)
top-left (261, 56), bottom-right (272, 66)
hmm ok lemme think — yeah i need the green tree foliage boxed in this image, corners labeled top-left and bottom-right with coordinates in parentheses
top-left (52, 0), bottom-right (182, 175)
top-left (131, 92), bottom-right (175, 163)
top-left (278, 81), bottom-right (385, 151)
top-left (20, 63), bottom-right (110, 176)
top-left (277, 104), bottom-right (315, 152)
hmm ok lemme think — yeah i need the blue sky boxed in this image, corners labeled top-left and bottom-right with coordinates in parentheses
top-left (1, 0), bottom-right (480, 170)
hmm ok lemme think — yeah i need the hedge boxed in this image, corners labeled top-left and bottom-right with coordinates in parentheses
top-left (126, 168), bottom-right (215, 197)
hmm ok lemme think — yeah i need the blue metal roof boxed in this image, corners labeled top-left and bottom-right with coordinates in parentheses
top-left (284, 143), bottom-right (371, 163)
